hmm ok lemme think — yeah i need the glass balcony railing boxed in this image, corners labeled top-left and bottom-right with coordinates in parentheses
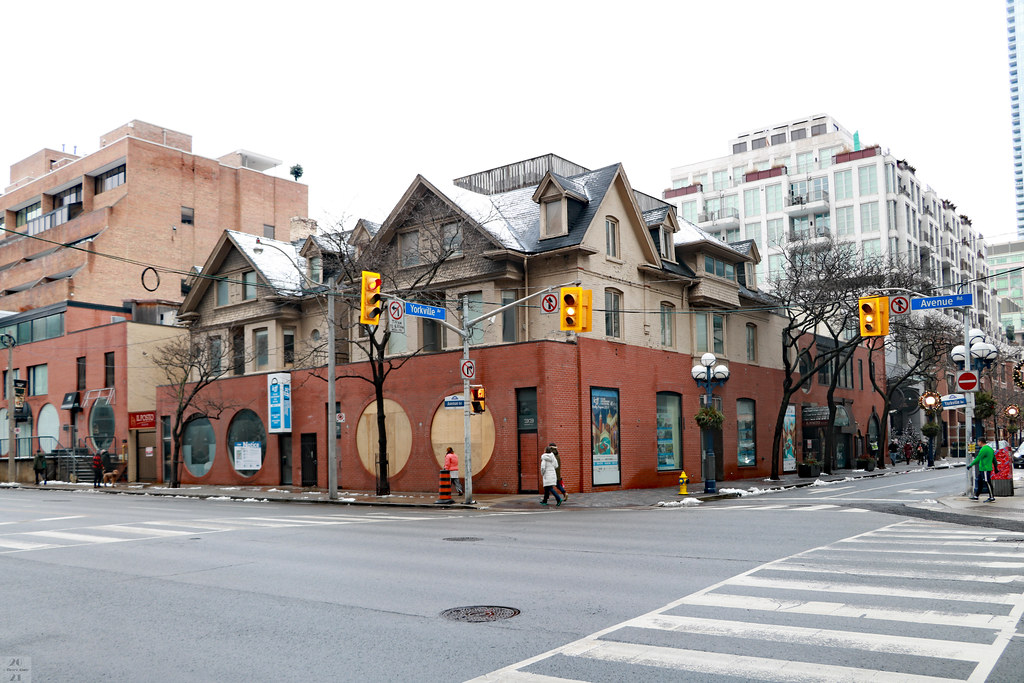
top-left (24, 202), bottom-right (82, 236)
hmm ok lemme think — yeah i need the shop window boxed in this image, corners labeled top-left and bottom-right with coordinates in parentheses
top-left (656, 392), bottom-right (682, 470)
top-left (182, 415), bottom-right (216, 477)
top-left (89, 397), bottom-right (115, 451)
top-left (228, 409), bottom-right (266, 476)
top-left (737, 399), bottom-right (756, 467)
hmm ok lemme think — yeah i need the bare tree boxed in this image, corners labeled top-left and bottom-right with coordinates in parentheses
top-left (314, 183), bottom-right (500, 495)
top-left (151, 330), bottom-right (248, 488)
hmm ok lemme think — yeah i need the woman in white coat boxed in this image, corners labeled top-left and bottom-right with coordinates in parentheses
top-left (540, 446), bottom-right (562, 506)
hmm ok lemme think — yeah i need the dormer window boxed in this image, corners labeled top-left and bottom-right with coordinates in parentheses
top-left (660, 228), bottom-right (675, 262)
top-left (542, 198), bottom-right (565, 238)
top-left (309, 256), bottom-right (322, 284)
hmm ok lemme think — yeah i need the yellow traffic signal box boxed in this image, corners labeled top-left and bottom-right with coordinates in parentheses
top-left (858, 296), bottom-right (890, 337)
top-left (470, 386), bottom-right (486, 413)
top-left (560, 286), bottom-right (583, 332)
top-left (360, 271), bottom-right (382, 325)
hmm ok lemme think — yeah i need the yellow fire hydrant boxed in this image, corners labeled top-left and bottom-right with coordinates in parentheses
top-left (678, 471), bottom-right (689, 495)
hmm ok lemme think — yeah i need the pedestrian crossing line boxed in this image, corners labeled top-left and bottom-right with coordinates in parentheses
top-left (680, 593), bottom-right (1014, 629)
top-left (818, 546), bottom-right (1024, 559)
top-left (839, 537), bottom-right (1022, 549)
top-left (559, 640), bottom-right (958, 683)
top-left (777, 555), bottom-right (1024, 571)
top-left (728, 574), bottom-right (1021, 605)
top-left (628, 613), bottom-right (990, 662)
top-left (142, 520), bottom-right (240, 532)
top-left (767, 561), bottom-right (1022, 584)
top-left (24, 530), bottom-right (126, 544)
top-left (94, 524), bottom-right (204, 537)
top-left (0, 537), bottom-right (55, 551)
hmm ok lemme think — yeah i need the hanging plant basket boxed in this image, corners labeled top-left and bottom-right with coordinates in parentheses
top-left (920, 421), bottom-right (941, 439)
top-left (694, 406), bottom-right (725, 431)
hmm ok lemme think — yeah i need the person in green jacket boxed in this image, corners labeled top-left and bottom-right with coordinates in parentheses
top-left (969, 436), bottom-right (995, 502)
top-left (33, 450), bottom-right (47, 485)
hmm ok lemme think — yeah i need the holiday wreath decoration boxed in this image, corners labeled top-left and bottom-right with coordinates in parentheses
top-left (1014, 359), bottom-right (1024, 390)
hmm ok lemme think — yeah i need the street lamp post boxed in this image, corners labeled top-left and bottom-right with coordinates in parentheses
top-left (691, 352), bottom-right (730, 494)
top-left (951, 328), bottom-right (999, 496)
top-left (254, 238), bottom-right (339, 500)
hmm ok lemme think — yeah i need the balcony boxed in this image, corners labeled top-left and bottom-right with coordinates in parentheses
top-left (744, 166), bottom-right (786, 183)
top-left (784, 190), bottom-right (829, 216)
top-left (24, 202), bottom-right (83, 237)
top-left (790, 225), bottom-right (832, 241)
top-left (663, 183), bottom-right (702, 199)
top-left (697, 207), bottom-right (740, 229)
top-left (834, 146), bottom-right (880, 165)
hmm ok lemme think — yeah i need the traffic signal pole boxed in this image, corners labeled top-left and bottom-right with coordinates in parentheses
top-left (428, 281), bottom-right (581, 504)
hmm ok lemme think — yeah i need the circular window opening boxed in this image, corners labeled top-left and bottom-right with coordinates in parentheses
top-left (228, 409), bottom-right (266, 476)
top-left (182, 415), bottom-right (216, 477)
top-left (89, 397), bottom-right (114, 451)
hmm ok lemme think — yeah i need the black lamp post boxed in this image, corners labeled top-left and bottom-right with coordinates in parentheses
top-left (691, 352), bottom-right (730, 494)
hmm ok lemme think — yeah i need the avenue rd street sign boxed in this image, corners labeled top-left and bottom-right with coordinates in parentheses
top-left (910, 293), bottom-right (973, 311)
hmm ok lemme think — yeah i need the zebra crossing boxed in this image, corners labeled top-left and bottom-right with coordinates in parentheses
top-left (0, 512), bottom-right (439, 553)
top-left (471, 520), bottom-right (1024, 682)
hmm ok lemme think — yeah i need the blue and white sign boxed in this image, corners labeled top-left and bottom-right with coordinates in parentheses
top-left (911, 293), bottom-right (973, 310)
top-left (443, 394), bottom-right (465, 409)
top-left (405, 301), bottom-right (446, 321)
top-left (267, 373), bottom-right (292, 433)
top-left (941, 393), bottom-right (967, 409)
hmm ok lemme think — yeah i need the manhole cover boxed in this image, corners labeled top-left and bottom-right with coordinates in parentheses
top-left (440, 606), bottom-right (520, 622)
top-left (444, 537), bottom-right (483, 542)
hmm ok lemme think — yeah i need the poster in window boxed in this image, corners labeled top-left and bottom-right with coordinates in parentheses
top-left (783, 404), bottom-right (797, 471)
top-left (656, 393), bottom-right (681, 470)
top-left (591, 388), bottom-right (621, 485)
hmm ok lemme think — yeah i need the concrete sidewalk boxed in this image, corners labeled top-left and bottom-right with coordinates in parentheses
top-left (15, 458), bottom-right (1024, 523)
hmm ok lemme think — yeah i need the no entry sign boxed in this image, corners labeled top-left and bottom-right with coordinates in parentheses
top-left (956, 370), bottom-right (979, 392)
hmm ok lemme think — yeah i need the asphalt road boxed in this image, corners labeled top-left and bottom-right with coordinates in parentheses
top-left (2, 468), bottom-right (1022, 682)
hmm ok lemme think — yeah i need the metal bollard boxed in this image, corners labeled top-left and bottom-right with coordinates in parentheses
top-left (678, 470), bottom-right (689, 495)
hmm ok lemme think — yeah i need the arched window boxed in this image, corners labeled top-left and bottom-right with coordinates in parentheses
top-left (37, 404), bottom-right (59, 453)
top-left (182, 415), bottom-right (216, 477)
top-left (228, 409), bottom-right (267, 476)
top-left (89, 397), bottom-right (115, 451)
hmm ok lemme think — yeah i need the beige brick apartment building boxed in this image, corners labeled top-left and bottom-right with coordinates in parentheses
top-left (1, 121), bottom-right (307, 481)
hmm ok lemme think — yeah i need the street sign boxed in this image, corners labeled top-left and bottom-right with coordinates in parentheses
top-left (387, 299), bottom-right (405, 334)
top-left (910, 293), bottom-right (973, 311)
top-left (405, 301), bottom-right (446, 321)
top-left (889, 295), bottom-right (910, 315)
top-left (443, 394), bottom-right (465, 409)
top-left (540, 292), bottom-right (558, 314)
top-left (940, 393), bottom-right (967, 409)
top-left (956, 370), bottom-right (980, 392)
top-left (460, 359), bottom-right (476, 380)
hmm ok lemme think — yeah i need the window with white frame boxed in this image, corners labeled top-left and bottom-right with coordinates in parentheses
top-left (604, 289), bottom-right (622, 338)
top-left (744, 222), bottom-right (761, 250)
top-left (858, 165), bottom-right (878, 195)
top-left (680, 200), bottom-right (697, 223)
top-left (704, 255), bottom-right (735, 280)
top-left (660, 227), bottom-right (674, 261)
top-left (605, 217), bottom-right (619, 259)
top-left (743, 188), bottom-right (760, 216)
top-left (767, 218), bottom-right (785, 246)
top-left (29, 364), bottom-right (47, 396)
top-left (834, 169), bottom-right (853, 200)
top-left (242, 271), bottom-right (257, 300)
top-left (308, 256), bottom-right (322, 284)
top-left (501, 290), bottom-right (518, 343)
top-left (768, 253), bottom-right (784, 277)
top-left (695, 312), bottom-right (725, 355)
top-left (542, 199), bottom-right (564, 238)
top-left (733, 165), bottom-right (746, 184)
top-left (712, 170), bottom-right (729, 190)
top-left (400, 230), bottom-right (420, 267)
top-left (660, 303), bottom-right (674, 347)
top-left (443, 222), bottom-right (463, 257)
top-left (765, 184), bottom-right (783, 213)
top-left (254, 328), bottom-right (269, 370)
top-left (860, 202), bottom-right (880, 233)
top-left (835, 206), bottom-right (855, 237)
top-left (467, 292), bottom-right (484, 345)
top-left (862, 238), bottom-right (882, 260)
top-left (796, 152), bottom-right (813, 174)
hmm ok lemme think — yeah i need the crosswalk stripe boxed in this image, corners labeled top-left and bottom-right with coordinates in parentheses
top-left (768, 561), bottom-right (1022, 583)
top-left (562, 640), bottom-right (962, 683)
top-left (95, 524), bottom-right (197, 537)
top-left (681, 591), bottom-right (1014, 628)
top-left (812, 546), bottom-right (1024, 559)
top-left (728, 573), bottom-right (1021, 604)
top-left (24, 530), bottom-right (124, 544)
top-left (629, 613), bottom-right (990, 661)
top-left (0, 537), bottom-right (54, 550)
top-left (142, 520), bottom-right (236, 532)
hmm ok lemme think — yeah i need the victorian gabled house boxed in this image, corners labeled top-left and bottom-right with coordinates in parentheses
top-left (158, 154), bottom-right (882, 491)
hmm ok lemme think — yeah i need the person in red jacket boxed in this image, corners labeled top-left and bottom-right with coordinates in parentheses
top-left (91, 451), bottom-right (104, 488)
top-left (444, 447), bottom-right (462, 495)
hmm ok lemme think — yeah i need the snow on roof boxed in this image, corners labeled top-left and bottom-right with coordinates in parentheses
top-left (228, 230), bottom-right (308, 296)
top-left (673, 218), bottom-right (747, 259)
top-left (430, 181), bottom-right (527, 251)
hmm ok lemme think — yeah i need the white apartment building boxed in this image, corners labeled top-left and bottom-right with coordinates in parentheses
top-left (665, 114), bottom-right (998, 336)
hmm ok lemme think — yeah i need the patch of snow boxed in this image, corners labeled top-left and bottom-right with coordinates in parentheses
top-left (241, 498), bottom-right (268, 503)
top-left (656, 498), bottom-right (703, 507)
top-left (718, 486), bottom-right (785, 497)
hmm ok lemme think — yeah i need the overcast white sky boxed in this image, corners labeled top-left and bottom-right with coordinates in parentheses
top-left (2, 1), bottom-right (1015, 243)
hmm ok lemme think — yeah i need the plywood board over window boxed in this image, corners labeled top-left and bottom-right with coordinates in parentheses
top-left (355, 399), bottom-right (412, 477)
top-left (430, 403), bottom-right (495, 476)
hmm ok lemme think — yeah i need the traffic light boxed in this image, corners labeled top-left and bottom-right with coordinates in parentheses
top-left (858, 296), bottom-right (889, 337)
top-left (360, 271), bottom-right (382, 325)
top-left (560, 286), bottom-right (583, 332)
top-left (470, 385), bottom-right (486, 413)
top-left (580, 289), bottom-right (593, 333)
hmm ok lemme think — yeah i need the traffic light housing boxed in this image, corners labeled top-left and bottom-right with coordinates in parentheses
top-left (580, 289), bottom-right (593, 333)
top-left (470, 385), bottom-right (486, 413)
top-left (360, 271), bottom-right (382, 325)
top-left (858, 296), bottom-right (889, 337)
top-left (560, 286), bottom-right (583, 332)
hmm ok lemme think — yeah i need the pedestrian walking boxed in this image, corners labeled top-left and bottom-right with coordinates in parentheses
top-left (915, 442), bottom-right (926, 466)
top-left (969, 436), bottom-right (996, 502)
top-left (444, 447), bottom-right (463, 495)
top-left (549, 442), bottom-right (567, 502)
top-left (888, 441), bottom-right (899, 465)
top-left (33, 450), bottom-right (46, 485)
top-left (91, 451), bottom-right (104, 488)
top-left (903, 441), bottom-right (912, 465)
top-left (539, 446), bottom-right (561, 506)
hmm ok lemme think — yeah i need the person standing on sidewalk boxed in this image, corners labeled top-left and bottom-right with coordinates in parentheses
top-left (91, 451), bottom-right (104, 488)
top-left (444, 447), bottom-right (463, 495)
top-left (539, 446), bottom-right (561, 506)
top-left (33, 450), bottom-right (46, 485)
top-left (969, 436), bottom-right (996, 502)
top-left (549, 443), bottom-right (567, 503)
